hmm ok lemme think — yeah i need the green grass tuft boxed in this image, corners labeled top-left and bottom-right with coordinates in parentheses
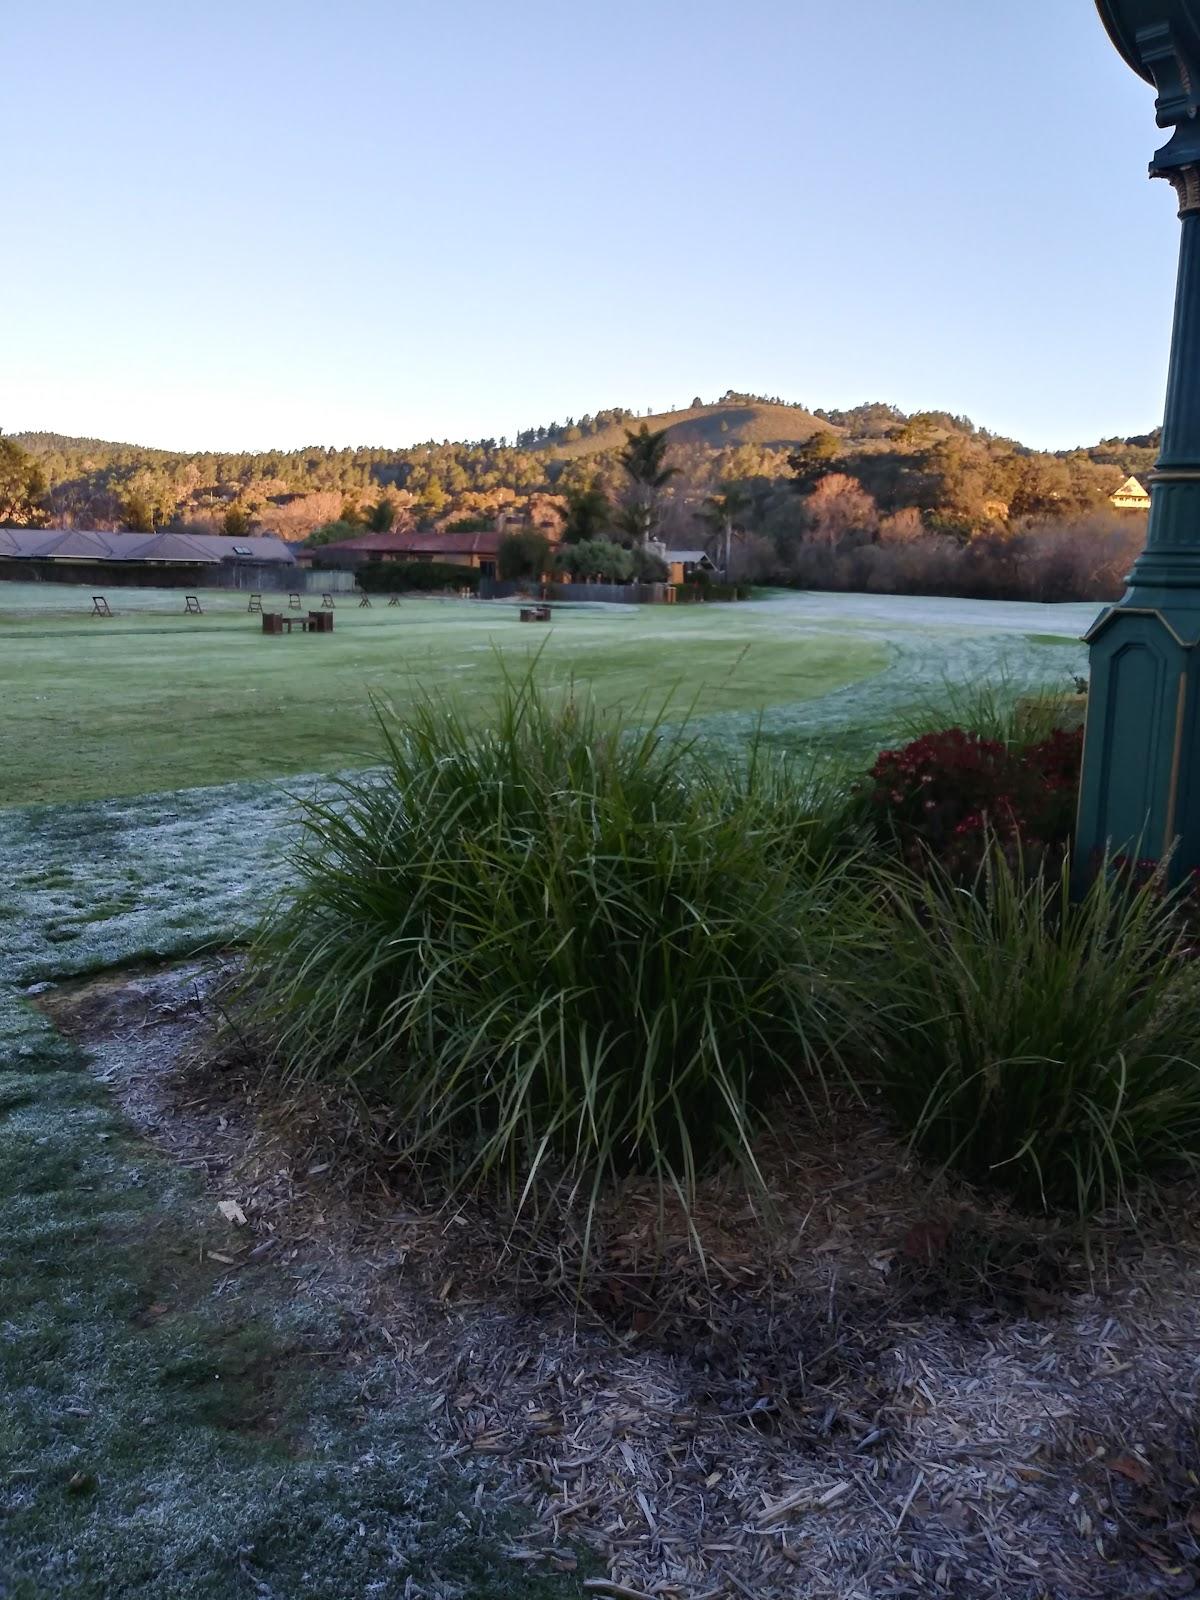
top-left (248, 676), bottom-right (879, 1225)
top-left (895, 672), bottom-right (1078, 751)
top-left (876, 850), bottom-right (1200, 1215)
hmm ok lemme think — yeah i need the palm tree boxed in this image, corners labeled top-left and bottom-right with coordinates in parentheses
top-left (365, 498), bottom-right (396, 532)
top-left (613, 501), bottom-right (655, 546)
top-left (618, 425), bottom-right (679, 546)
top-left (701, 483), bottom-right (754, 577)
top-left (619, 424), bottom-right (680, 491)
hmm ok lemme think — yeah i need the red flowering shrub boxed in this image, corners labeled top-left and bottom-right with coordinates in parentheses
top-left (1025, 728), bottom-right (1084, 847)
top-left (868, 725), bottom-right (1083, 872)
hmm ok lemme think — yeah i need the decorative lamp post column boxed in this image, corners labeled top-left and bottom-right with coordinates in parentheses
top-left (1077, 2), bottom-right (1200, 881)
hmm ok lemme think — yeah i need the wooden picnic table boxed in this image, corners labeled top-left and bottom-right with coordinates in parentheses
top-left (262, 612), bottom-right (329, 635)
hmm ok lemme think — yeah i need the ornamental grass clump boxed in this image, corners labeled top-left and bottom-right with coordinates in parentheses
top-left (878, 850), bottom-right (1200, 1215)
top-left (248, 680), bottom-right (875, 1214)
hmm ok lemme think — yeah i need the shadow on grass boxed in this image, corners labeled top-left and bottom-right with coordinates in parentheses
top-left (0, 993), bottom-right (584, 1600)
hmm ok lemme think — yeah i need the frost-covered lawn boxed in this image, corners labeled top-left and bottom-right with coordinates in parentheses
top-left (2, 779), bottom-right (295, 986)
top-left (0, 588), bottom-right (1092, 982)
top-left (0, 797), bottom-right (579, 1597)
top-left (0, 583), bottom-right (1094, 805)
top-left (1, 586), bottom-right (886, 804)
top-left (0, 990), bottom-right (583, 1600)
top-left (0, 585), bottom-right (1095, 1596)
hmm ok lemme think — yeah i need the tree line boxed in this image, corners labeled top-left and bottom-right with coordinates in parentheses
top-left (1, 398), bottom-right (1158, 601)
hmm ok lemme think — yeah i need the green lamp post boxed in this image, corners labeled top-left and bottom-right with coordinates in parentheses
top-left (1077, 1), bottom-right (1200, 880)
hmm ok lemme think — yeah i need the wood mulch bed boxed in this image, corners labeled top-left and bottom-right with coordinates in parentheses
top-left (40, 961), bottom-right (1200, 1600)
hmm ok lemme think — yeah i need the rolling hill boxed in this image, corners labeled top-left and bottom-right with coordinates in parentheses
top-left (537, 401), bottom-right (837, 461)
top-left (12, 403), bottom-right (836, 472)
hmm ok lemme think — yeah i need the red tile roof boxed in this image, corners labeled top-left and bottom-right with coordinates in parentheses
top-left (311, 530), bottom-right (505, 558)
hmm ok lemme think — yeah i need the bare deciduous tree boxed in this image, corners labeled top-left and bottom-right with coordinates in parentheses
top-left (801, 473), bottom-right (879, 548)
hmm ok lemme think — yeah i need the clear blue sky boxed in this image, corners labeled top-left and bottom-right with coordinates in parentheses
top-left (2, 0), bottom-right (1177, 452)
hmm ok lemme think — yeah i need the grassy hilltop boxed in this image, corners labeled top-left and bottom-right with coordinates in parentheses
top-left (537, 398), bottom-right (835, 459)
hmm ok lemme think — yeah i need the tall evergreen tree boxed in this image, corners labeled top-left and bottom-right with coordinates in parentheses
top-left (787, 430), bottom-right (840, 493)
top-left (0, 433), bottom-right (48, 526)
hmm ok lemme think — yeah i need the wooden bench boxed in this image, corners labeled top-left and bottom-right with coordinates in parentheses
top-left (307, 610), bottom-right (334, 633)
top-left (262, 613), bottom-right (316, 634)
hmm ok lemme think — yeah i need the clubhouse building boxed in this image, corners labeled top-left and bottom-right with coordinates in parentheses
top-left (0, 528), bottom-right (298, 588)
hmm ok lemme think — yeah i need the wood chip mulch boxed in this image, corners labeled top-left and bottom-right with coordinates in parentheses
top-left (40, 961), bottom-right (1200, 1600)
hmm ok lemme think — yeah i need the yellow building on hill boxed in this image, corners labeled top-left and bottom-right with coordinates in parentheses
top-left (1110, 474), bottom-right (1151, 511)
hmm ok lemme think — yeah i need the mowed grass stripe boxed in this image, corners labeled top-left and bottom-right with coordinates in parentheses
top-left (0, 591), bottom-right (889, 804)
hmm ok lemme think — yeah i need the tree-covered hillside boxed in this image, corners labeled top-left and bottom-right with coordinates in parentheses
top-left (2, 393), bottom-right (1159, 602)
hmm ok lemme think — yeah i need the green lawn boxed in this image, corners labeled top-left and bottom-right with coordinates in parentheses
top-left (1, 587), bottom-right (890, 804)
top-left (0, 989), bottom-right (582, 1600)
top-left (0, 580), bottom-right (1096, 1597)
top-left (0, 583), bottom-right (1098, 807)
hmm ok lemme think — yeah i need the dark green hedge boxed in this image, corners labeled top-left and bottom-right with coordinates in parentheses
top-left (673, 581), bottom-right (750, 603)
top-left (357, 561), bottom-right (481, 594)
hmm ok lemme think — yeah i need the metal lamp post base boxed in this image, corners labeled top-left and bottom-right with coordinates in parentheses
top-left (1077, 4), bottom-right (1200, 881)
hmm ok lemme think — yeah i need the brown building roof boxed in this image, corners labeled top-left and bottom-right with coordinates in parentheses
top-left (309, 529), bottom-right (506, 558)
top-left (36, 529), bottom-right (122, 560)
top-left (122, 531), bottom-right (225, 564)
top-left (0, 529), bottom-right (296, 565)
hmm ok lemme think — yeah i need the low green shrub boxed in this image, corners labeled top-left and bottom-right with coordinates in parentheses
top-left (632, 546), bottom-right (669, 583)
top-left (554, 539), bottom-right (634, 583)
top-left (673, 581), bottom-right (748, 603)
top-left (248, 680), bottom-right (875, 1220)
top-left (877, 849), bottom-right (1200, 1214)
top-left (356, 560), bottom-right (480, 593)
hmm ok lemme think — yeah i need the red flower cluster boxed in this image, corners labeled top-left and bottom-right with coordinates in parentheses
top-left (869, 725), bottom-right (1083, 872)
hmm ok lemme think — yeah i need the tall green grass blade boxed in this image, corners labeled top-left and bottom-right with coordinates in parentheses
top-left (245, 670), bottom-right (876, 1250)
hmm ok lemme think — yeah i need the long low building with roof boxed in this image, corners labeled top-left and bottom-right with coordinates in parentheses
top-left (0, 528), bottom-right (301, 589)
top-left (300, 528), bottom-right (506, 577)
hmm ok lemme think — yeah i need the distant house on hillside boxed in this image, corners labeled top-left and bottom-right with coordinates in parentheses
top-left (302, 528), bottom-right (508, 579)
top-left (1110, 475), bottom-right (1151, 511)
